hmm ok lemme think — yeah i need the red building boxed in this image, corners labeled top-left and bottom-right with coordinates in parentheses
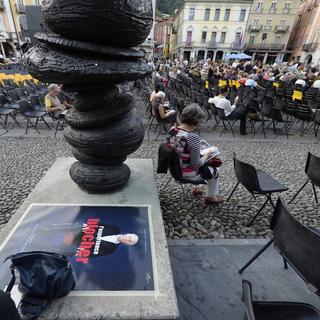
top-left (154, 16), bottom-right (172, 58)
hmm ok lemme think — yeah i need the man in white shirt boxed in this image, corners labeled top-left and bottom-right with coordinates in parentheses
top-left (209, 87), bottom-right (248, 135)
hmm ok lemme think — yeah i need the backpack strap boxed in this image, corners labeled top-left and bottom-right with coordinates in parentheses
top-left (5, 264), bottom-right (16, 293)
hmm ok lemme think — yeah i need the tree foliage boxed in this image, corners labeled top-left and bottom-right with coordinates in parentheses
top-left (156, 0), bottom-right (182, 14)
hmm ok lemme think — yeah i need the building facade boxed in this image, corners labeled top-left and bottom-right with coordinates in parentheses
top-left (243, 0), bottom-right (300, 63)
top-left (140, 0), bottom-right (156, 60)
top-left (154, 16), bottom-right (172, 59)
top-left (170, 0), bottom-right (253, 61)
top-left (0, 0), bottom-right (40, 59)
top-left (288, 0), bottom-right (320, 66)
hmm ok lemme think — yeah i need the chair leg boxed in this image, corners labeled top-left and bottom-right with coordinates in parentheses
top-left (228, 121), bottom-right (235, 137)
top-left (239, 239), bottom-right (274, 274)
top-left (312, 183), bottom-right (318, 204)
top-left (289, 180), bottom-right (309, 204)
top-left (42, 116), bottom-right (51, 129)
top-left (268, 194), bottom-right (275, 209)
top-left (0, 121), bottom-right (8, 132)
top-left (284, 122), bottom-right (289, 140)
top-left (227, 181), bottom-right (240, 202)
top-left (247, 195), bottom-right (270, 227)
top-left (283, 257), bottom-right (288, 269)
top-left (54, 120), bottom-right (63, 138)
top-left (10, 113), bottom-right (21, 127)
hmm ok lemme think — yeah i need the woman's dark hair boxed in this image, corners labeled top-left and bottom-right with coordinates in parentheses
top-left (155, 83), bottom-right (164, 93)
top-left (180, 104), bottom-right (206, 126)
top-left (219, 86), bottom-right (228, 95)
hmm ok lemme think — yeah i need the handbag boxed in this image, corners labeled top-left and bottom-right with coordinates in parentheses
top-left (5, 251), bottom-right (76, 320)
top-left (207, 156), bottom-right (223, 168)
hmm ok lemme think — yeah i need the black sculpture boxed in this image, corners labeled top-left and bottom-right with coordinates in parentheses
top-left (24, 0), bottom-right (153, 192)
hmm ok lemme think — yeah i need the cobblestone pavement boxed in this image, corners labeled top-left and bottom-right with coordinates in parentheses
top-left (0, 133), bottom-right (319, 240)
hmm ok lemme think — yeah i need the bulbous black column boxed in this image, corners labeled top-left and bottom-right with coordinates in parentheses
top-left (24, 0), bottom-right (153, 192)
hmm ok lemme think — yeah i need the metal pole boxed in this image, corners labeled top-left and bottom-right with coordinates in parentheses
top-left (0, 41), bottom-right (7, 60)
top-left (7, 1), bottom-right (23, 58)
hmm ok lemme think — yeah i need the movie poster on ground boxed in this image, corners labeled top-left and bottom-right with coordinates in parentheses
top-left (0, 204), bottom-right (155, 294)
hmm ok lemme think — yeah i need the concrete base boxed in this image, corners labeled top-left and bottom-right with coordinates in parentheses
top-left (0, 158), bottom-right (179, 320)
top-left (169, 239), bottom-right (320, 320)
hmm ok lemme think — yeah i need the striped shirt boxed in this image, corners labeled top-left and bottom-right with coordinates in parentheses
top-left (168, 127), bottom-right (204, 179)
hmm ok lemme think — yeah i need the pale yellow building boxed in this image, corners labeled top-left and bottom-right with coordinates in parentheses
top-left (243, 0), bottom-right (300, 63)
top-left (171, 0), bottom-right (253, 61)
top-left (0, 0), bottom-right (40, 58)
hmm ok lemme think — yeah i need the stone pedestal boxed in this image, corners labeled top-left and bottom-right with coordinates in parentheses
top-left (0, 158), bottom-right (179, 320)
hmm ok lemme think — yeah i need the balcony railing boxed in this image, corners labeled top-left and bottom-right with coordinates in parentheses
top-left (15, 3), bottom-right (25, 14)
top-left (275, 25), bottom-right (290, 33)
top-left (181, 41), bottom-right (235, 50)
top-left (269, 8), bottom-right (277, 13)
top-left (302, 43), bottom-right (319, 52)
top-left (256, 7), bottom-right (263, 13)
top-left (264, 25), bottom-right (273, 31)
top-left (182, 41), bottom-right (194, 48)
top-left (283, 8), bottom-right (290, 14)
top-left (231, 42), bottom-right (243, 50)
top-left (207, 41), bottom-right (217, 49)
top-left (248, 25), bottom-right (262, 32)
top-left (244, 43), bottom-right (285, 51)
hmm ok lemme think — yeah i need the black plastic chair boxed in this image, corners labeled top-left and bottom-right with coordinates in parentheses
top-left (29, 95), bottom-right (46, 112)
top-left (239, 198), bottom-right (320, 302)
top-left (227, 154), bottom-right (288, 226)
top-left (18, 100), bottom-right (50, 134)
top-left (289, 152), bottom-right (320, 204)
top-left (0, 94), bottom-right (19, 111)
top-left (270, 107), bottom-right (290, 139)
top-left (242, 280), bottom-right (320, 320)
top-left (54, 116), bottom-right (67, 138)
top-left (158, 145), bottom-right (206, 196)
top-left (217, 107), bottom-right (235, 137)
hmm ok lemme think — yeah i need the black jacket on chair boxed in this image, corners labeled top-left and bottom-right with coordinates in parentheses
top-left (157, 143), bottom-right (173, 174)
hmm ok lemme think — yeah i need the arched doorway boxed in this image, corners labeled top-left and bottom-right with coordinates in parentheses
top-left (197, 50), bottom-right (205, 61)
top-left (3, 42), bottom-right (16, 59)
top-left (305, 54), bottom-right (313, 65)
top-left (183, 51), bottom-right (191, 61)
top-left (216, 51), bottom-right (224, 61)
top-left (207, 50), bottom-right (214, 60)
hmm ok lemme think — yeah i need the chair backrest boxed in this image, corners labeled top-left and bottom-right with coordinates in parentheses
top-left (242, 280), bottom-right (256, 320)
top-left (0, 94), bottom-right (9, 105)
top-left (233, 154), bottom-right (260, 193)
top-left (305, 152), bottom-right (320, 188)
top-left (314, 110), bottom-right (320, 125)
top-left (270, 107), bottom-right (284, 122)
top-left (261, 101), bottom-right (272, 118)
top-left (270, 198), bottom-right (320, 295)
top-left (7, 90), bottom-right (19, 102)
top-left (18, 100), bottom-right (33, 114)
top-left (217, 107), bottom-right (227, 120)
top-left (30, 95), bottom-right (41, 107)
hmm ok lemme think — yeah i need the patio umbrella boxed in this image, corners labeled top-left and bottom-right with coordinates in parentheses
top-left (236, 53), bottom-right (252, 60)
top-left (225, 54), bottom-right (238, 60)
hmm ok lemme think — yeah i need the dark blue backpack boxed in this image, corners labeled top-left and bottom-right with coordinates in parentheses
top-left (5, 251), bottom-right (75, 319)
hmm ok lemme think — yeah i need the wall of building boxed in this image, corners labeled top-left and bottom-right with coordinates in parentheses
top-left (171, 0), bottom-right (252, 61)
top-left (289, 0), bottom-right (320, 65)
top-left (244, 0), bottom-right (300, 63)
